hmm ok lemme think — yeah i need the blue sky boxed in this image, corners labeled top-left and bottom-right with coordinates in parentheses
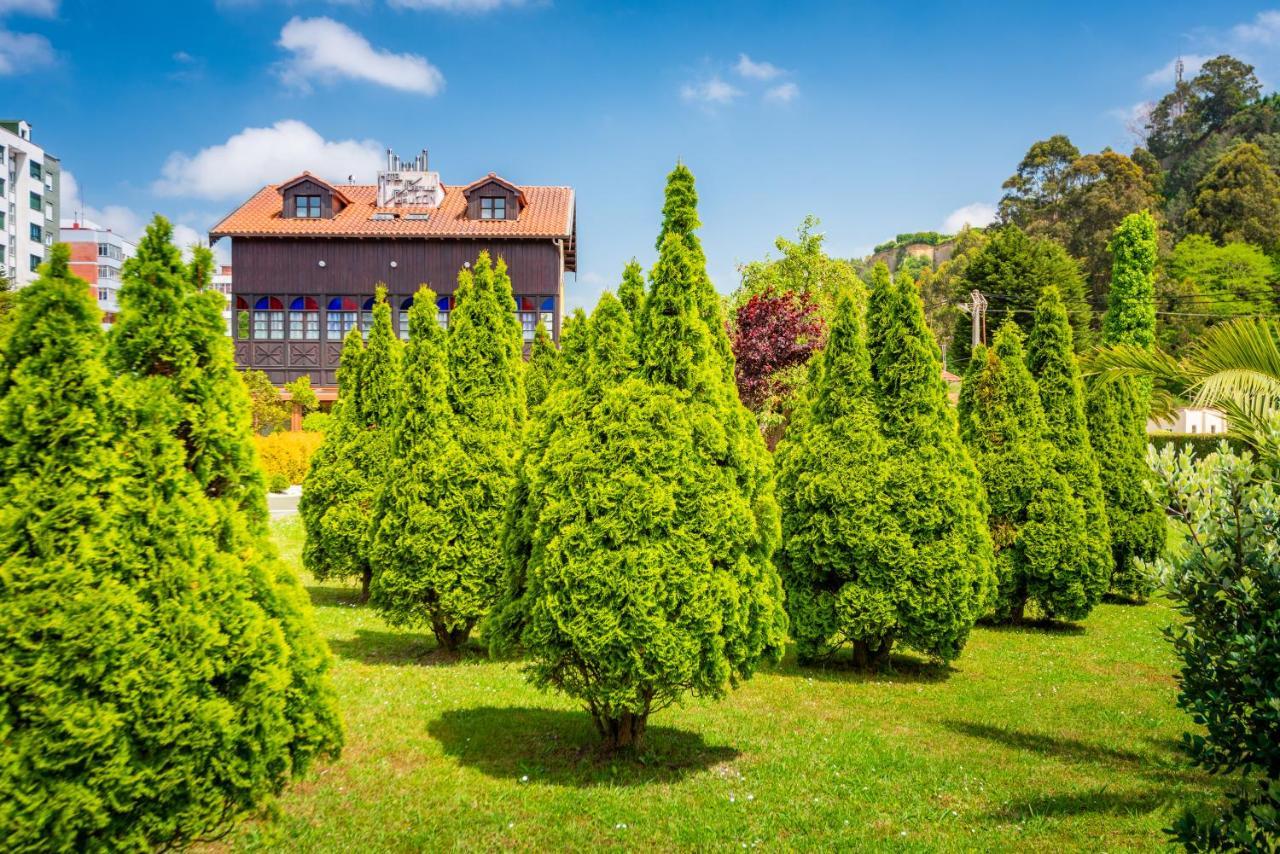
top-left (4, 0), bottom-right (1279, 308)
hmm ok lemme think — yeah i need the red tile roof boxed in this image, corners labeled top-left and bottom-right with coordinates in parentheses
top-left (209, 180), bottom-right (574, 240)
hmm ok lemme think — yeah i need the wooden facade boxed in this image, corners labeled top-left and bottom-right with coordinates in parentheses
top-left (229, 236), bottom-right (566, 387)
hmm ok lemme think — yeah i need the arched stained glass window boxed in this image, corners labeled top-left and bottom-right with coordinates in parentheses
top-left (288, 296), bottom-right (320, 340)
top-left (436, 294), bottom-right (453, 330)
top-left (235, 296), bottom-right (250, 340)
top-left (539, 296), bottom-right (555, 335)
top-left (253, 296), bottom-right (284, 340)
top-left (360, 296), bottom-right (376, 335)
top-left (327, 296), bottom-right (359, 339)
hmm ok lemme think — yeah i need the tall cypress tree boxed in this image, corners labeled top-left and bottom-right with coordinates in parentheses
top-left (775, 294), bottom-right (900, 665)
top-left (301, 326), bottom-right (371, 594)
top-left (109, 219), bottom-right (342, 780)
top-left (1, 246), bottom-right (294, 847)
top-left (525, 321), bottom-right (558, 410)
top-left (492, 164), bottom-right (786, 749)
top-left (430, 252), bottom-right (525, 648)
top-left (369, 286), bottom-right (477, 649)
top-left (958, 323), bottom-right (1092, 622)
top-left (862, 263), bottom-right (994, 661)
top-left (1027, 286), bottom-right (1112, 614)
top-left (1088, 212), bottom-right (1165, 599)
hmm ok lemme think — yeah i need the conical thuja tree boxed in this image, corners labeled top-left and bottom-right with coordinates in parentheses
top-left (302, 286), bottom-right (400, 602)
top-left (301, 325), bottom-right (369, 590)
top-left (617, 258), bottom-right (645, 318)
top-left (959, 323), bottom-right (1092, 622)
top-left (492, 164), bottom-right (786, 750)
top-left (1088, 211), bottom-right (1165, 599)
top-left (1, 247), bottom-right (278, 848)
top-left (1027, 286), bottom-right (1112, 613)
top-left (369, 286), bottom-right (474, 650)
top-left (109, 219), bottom-right (342, 779)
top-left (863, 263), bottom-right (994, 660)
top-left (775, 293), bottom-right (900, 666)
top-left (524, 320), bottom-right (559, 410)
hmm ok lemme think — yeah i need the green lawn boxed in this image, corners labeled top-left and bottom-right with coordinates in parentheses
top-left (227, 516), bottom-right (1221, 851)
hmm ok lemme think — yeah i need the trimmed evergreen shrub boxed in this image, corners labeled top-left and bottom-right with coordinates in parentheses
top-left (301, 287), bottom-right (401, 601)
top-left (1089, 212), bottom-right (1166, 599)
top-left (775, 294), bottom-right (900, 664)
top-left (958, 323), bottom-right (1094, 622)
top-left (109, 222), bottom-right (341, 784)
top-left (0, 245), bottom-right (296, 848)
top-left (255, 431), bottom-right (324, 484)
top-left (1147, 432), bottom-right (1245, 457)
top-left (1026, 286), bottom-right (1113, 609)
top-left (491, 165), bottom-right (786, 750)
top-left (617, 258), bottom-right (645, 318)
top-left (525, 320), bottom-right (558, 411)
top-left (369, 286), bottom-right (479, 650)
top-left (301, 326), bottom-right (372, 595)
top-left (860, 263), bottom-right (995, 662)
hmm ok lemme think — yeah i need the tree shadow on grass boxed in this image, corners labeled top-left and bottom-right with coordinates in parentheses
top-left (979, 619), bottom-right (1087, 636)
top-left (989, 787), bottom-right (1175, 820)
top-left (305, 584), bottom-right (363, 609)
top-left (772, 644), bottom-right (956, 684)
top-left (942, 720), bottom-right (1216, 788)
top-left (428, 706), bottom-right (740, 788)
top-left (327, 629), bottom-right (489, 667)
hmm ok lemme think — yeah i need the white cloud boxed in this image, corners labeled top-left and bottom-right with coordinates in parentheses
top-left (277, 16), bottom-right (445, 96)
top-left (153, 119), bottom-right (383, 200)
top-left (1233, 10), bottom-right (1280, 45)
top-left (0, 27), bottom-right (52, 74)
top-left (734, 53), bottom-right (784, 81)
top-left (680, 76), bottom-right (741, 105)
top-left (1143, 54), bottom-right (1210, 87)
top-left (942, 202), bottom-right (996, 234)
top-left (764, 82), bottom-right (799, 103)
top-left (0, 0), bottom-right (58, 16)
top-left (387, 0), bottom-right (525, 10)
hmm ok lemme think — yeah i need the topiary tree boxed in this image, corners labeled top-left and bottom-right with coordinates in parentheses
top-left (1088, 212), bottom-right (1166, 599)
top-left (524, 320), bottom-right (558, 410)
top-left (1026, 286), bottom-right (1113, 613)
top-left (109, 222), bottom-right (342, 779)
top-left (491, 164), bottom-right (786, 750)
top-left (775, 293), bottom-right (900, 665)
top-left (301, 326), bottom-right (373, 596)
top-left (1, 246), bottom-right (292, 848)
top-left (369, 286), bottom-right (476, 650)
top-left (861, 263), bottom-right (995, 662)
top-left (958, 323), bottom-right (1092, 622)
top-left (244, 368), bottom-right (291, 433)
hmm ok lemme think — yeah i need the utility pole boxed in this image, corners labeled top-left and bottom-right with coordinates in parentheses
top-left (966, 289), bottom-right (988, 349)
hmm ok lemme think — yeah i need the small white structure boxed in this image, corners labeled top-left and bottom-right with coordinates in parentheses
top-left (1148, 407), bottom-right (1228, 435)
top-left (211, 265), bottom-right (233, 335)
top-left (376, 149), bottom-right (444, 208)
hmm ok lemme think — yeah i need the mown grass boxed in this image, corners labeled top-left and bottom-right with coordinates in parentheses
top-left (227, 516), bottom-right (1220, 851)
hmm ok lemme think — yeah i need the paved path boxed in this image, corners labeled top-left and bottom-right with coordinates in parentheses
top-left (268, 492), bottom-right (300, 517)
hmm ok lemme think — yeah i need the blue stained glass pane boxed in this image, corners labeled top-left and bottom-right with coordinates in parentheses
top-left (401, 297), bottom-right (414, 309)
top-left (290, 296), bottom-right (307, 310)
top-left (362, 297), bottom-right (376, 310)
top-left (436, 296), bottom-right (451, 310)
top-left (540, 297), bottom-right (555, 311)
top-left (254, 296), bottom-right (272, 310)
top-left (328, 297), bottom-right (344, 311)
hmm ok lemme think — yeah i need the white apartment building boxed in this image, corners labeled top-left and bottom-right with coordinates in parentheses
top-left (211, 264), bottom-right (233, 335)
top-left (1, 120), bottom-right (60, 287)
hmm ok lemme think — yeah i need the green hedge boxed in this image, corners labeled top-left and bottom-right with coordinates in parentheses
top-left (1147, 432), bottom-right (1246, 457)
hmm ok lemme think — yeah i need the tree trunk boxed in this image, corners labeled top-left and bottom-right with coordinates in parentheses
top-left (853, 634), bottom-right (894, 671)
top-left (359, 566), bottom-right (372, 604)
top-left (598, 711), bottom-right (648, 751)
top-left (1010, 585), bottom-right (1029, 624)
top-left (431, 618), bottom-right (472, 652)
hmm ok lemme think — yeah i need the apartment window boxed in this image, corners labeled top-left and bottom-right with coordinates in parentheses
top-left (29, 192), bottom-right (40, 212)
top-left (294, 195), bottom-right (322, 218)
top-left (235, 297), bottom-right (250, 340)
top-left (0, 177), bottom-right (5, 195)
top-left (29, 254), bottom-right (40, 273)
top-left (398, 296), bottom-right (413, 340)
top-left (360, 297), bottom-right (376, 335)
top-left (29, 223), bottom-right (40, 242)
top-left (98, 265), bottom-right (116, 280)
top-left (45, 202), bottom-right (53, 221)
top-left (515, 296), bottom-right (555, 342)
top-left (289, 296), bottom-right (320, 340)
top-left (480, 197), bottom-right (506, 220)
top-left (436, 295), bottom-right (453, 330)
top-left (253, 296), bottom-right (285, 340)
top-left (326, 297), bottom-right (359, 339)
top-left (29, 161), bottom-right (40, 181)
top-left (0, 211), bottom-right (5, 229)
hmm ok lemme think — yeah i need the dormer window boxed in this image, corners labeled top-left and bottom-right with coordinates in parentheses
top-left (480, 197), bottom-right (506, 220)
top-left (295, 195), bottom-right (322, 218)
